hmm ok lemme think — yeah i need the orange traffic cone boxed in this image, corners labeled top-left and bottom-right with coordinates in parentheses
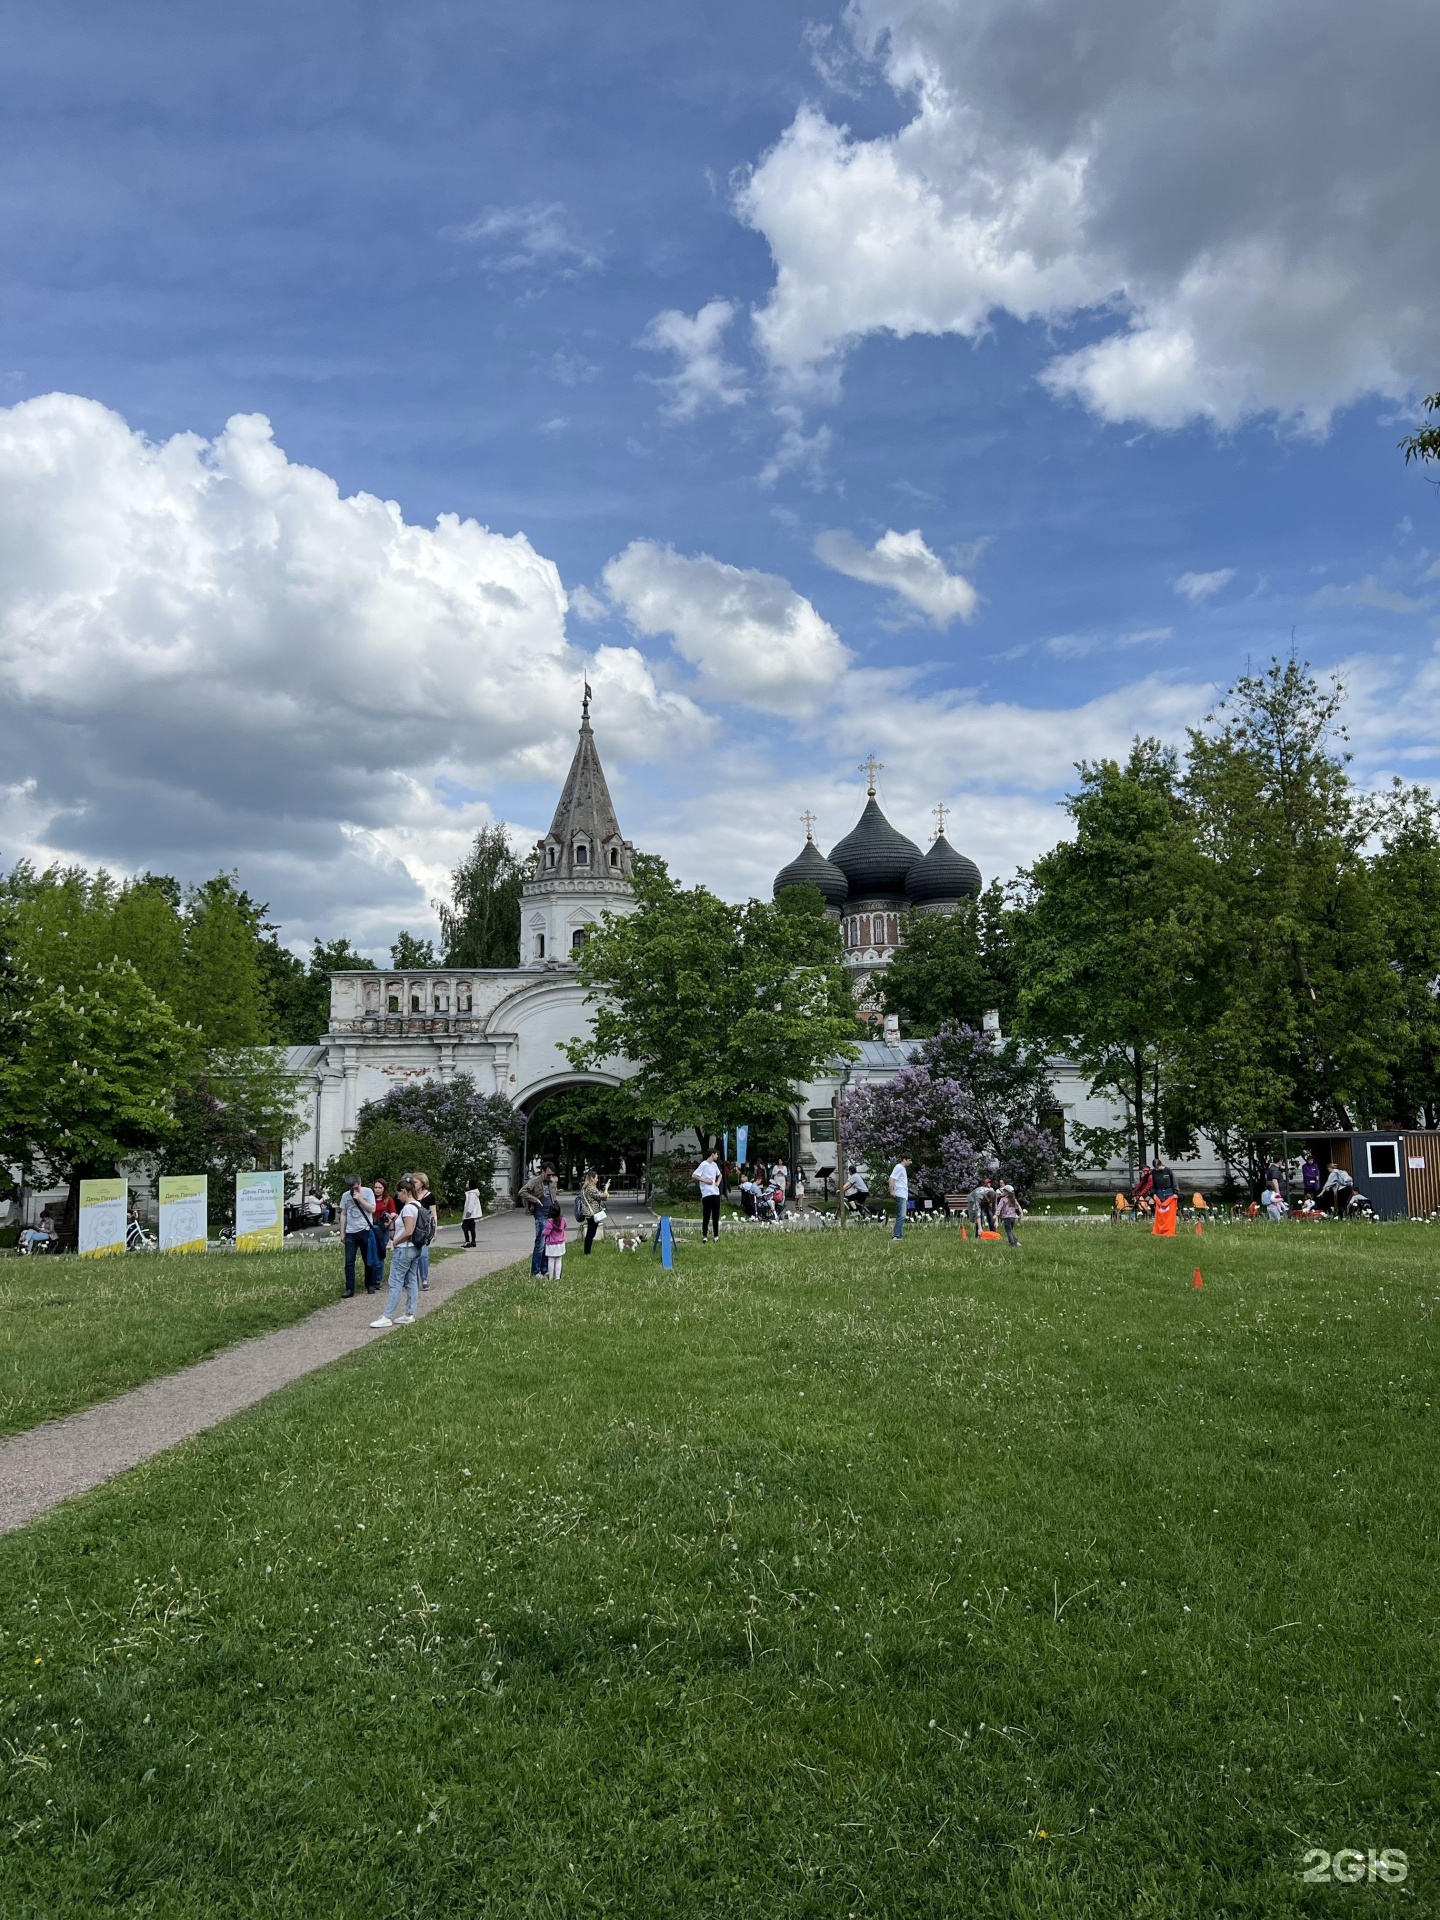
top-left (960, 1223), bottom-right (969, 1239)
top-left (1195, 1219), bottom-right (1204, 1236)
top-left (1192, 1267), bottom-right (1204, 1290)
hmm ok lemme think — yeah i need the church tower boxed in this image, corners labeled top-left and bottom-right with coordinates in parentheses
top-left (520, 687), bottom-right (636, 967)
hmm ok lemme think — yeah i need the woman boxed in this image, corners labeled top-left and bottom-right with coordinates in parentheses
top-left (370, 1178), bottom-right (398, 1284)
top-left (412, 1171), bottom-right (439, 1290)
top-left (577, 1171), bottom-right (608, 1254)
top-left (461, 1180), bottom-right (483, 1248)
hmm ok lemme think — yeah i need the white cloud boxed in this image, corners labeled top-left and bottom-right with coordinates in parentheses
top-left (0, 393), bottom-right (693, 942)
top-left (602, 540), bottom-right (851, 705)
top-left (1175, 569), bottom-right (1236, 603)
top-left (638, 299), bottom-right (748, 420)
top-left (443, 201), bottom-right (601, 277)
top-left (814, 526), bottom-right (978, 626)
top-left (1309, 574), bottom-right (1431, 614)
top-left (758, 405), bottom-right (833, 489)
top-left (737, 0), bottom-right (1440, 431)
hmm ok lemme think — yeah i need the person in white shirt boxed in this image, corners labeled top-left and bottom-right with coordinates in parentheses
top-left (340, 1179), bottom-right (377, 1298)
top-left (371, 1178), bottom-right (421, 1328)
top-left (888, 1156), bottom-right (912, 1242)
top-left (692, 1152), bottom-right (722, 1240)
top-left (462, 1183), bottom-right (483, 1248)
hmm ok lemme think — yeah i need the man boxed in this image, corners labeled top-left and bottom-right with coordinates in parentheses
top-left (888, 1154), bottom-right (912, 1242)
top-left (517, 1163), bottom-right (558, 1277)
top-left (691, 1148), bottom-right (722, 1240)
top-left (842, 1164), bottom-right (868, 1213)
top-left (340, 1176), bottom-right (378, 1298)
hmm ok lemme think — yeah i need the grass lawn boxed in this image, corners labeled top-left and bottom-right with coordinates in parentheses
top-left (0, 1222), bottom-right (1436, 1915)
top-left (0, 1247), bottom-right (351, 1436)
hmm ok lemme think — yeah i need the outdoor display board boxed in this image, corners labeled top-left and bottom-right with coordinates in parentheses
top-left (158, 1175), bottom-right (208, 1253)
top-left (234, 1171), bottom-right (284, 1253)
top-left (78, 1178), bottom-right (127, 1258)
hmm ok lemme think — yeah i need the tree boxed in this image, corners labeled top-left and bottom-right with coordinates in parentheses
top-left (841, 1022), bottom-right (1064, 1198)
top-left (178, 875), bottom-right (273, 1044)
top-left (1013, 739), bottom-right (1209, 1173)
top-left (1400, 391), bottom-right (1440, 466)
top-left (152, 1048), bottom-right (306, 1224)
top-left (873, 896), bottom-right (1007, 1035)
top-left (438, 824), bottom-right (532, 968)
top-left (266, 937), bottom-right (376, 1046)
top-left (391, 931), bottom-right (438, 968)
top-left (566, 864), bottom-right (859, 1149)
top-left (321, 1121), bottom-right (446, 1207)
top-left (350, 1074), bottom-right (520, 1208)
top-left (1356, 781), bottom-right (1440, 1126)
top-left (527, 1083), bottom-right (650, 1185)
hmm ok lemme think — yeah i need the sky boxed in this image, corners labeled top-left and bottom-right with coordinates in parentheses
top-left (1, 0), bottom-right (1438, 957)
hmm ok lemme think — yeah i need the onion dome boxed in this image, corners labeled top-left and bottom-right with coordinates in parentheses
top-left (827, 798), bottom-right (922, 901)
top-left (773, 836), bottom-right (849, 910)
top-left (906, 833), bottom-right (982, 906)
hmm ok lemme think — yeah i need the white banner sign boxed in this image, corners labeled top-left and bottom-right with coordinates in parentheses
top-left (235, 1171), bottom-right (284, 1253)
top-left (158, 1175), bottom-right (208, 1254)
top-left (78, 1178), bottom-right (127, 1258)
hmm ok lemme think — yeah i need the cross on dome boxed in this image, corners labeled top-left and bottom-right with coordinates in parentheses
top-left (932, 801), bottom-right (950, 840)
top-left (800, 809), bottom-right (817, 842)
top-left (858, 754), bottom-right (884, 798)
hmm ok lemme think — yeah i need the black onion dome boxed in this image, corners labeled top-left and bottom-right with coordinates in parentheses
top-left (906, 833), bottom-right (982, 905)
top-left (773, 838), bottom-right (849, 910)
top-left (827, 798), bottom-right (923, 899)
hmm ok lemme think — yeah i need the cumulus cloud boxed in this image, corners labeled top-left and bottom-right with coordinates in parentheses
top-left (1309, 574), bottom-right (1432, 615)
top-left (638, 299), bottom-right (749, 420)
top-left (602, 540), bottom-right (850, 704)
top-left (814, 526), bottom-right (978, 626)
top-left (758, 406), bottom-right (833, 489)
top-left (1174, 569), bottom-right (1236, 603)
top-left (0, 393), bottom-right (691, 943)
top-left (443, 201), bottom-right (601, 277)
top-left (737, 0), bottom-right (1440, 431)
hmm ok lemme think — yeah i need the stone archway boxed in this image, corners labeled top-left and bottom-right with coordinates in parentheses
top-left (516, 1074), bottom-right (649, 1192)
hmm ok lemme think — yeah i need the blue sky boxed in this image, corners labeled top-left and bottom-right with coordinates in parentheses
top-left (1, 0), bottom-right (1437, 953)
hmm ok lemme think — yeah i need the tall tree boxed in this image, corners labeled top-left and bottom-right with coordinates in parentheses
top-left (438, 824), bottom-right (531, 968)
top-left (1400, 390), bottom-right (1440, 467)
top-left (265, 936), bottom-right (376, 1046)
top-left (391, 931), bottom-right (438, 968)
top-left (1360, 781), bottom-right (1440, 1126)
top-left (178, 875), bottom-right (273, 1044)
top-left (874, 894), bottom-right (1010, 1036)
top-left (567, 863), bottom-right (859, 1150)
top-left (152, 1048), bottom-right (306, 1223)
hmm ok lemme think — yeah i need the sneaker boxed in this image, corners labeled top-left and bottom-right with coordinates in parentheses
top-left (396, 1313), bottom-right (416, 1324)
top-left (369, 1315), bottom-right (393, 1329)
top-left (420, 1281), bottom-right (429, 1291)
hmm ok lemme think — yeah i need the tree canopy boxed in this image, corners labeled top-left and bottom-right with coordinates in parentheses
top-left (438, 824), bottom-right (532, 968)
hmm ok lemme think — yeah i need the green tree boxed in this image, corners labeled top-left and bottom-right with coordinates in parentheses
top-left (349, 1075), bottom-right (519, 1209)
top-left (178, 875), bottom-right (273, 1044)
top-left (566, 864), bottom-right (859, 1150)
top-left (391, 931), bottom-right (438, 968)
top-left (152, 1048), bottom-right (306, 1224)
top-left (1356, 781), bottom-right (1440, 1126)
top-left (266, 937), bottom-right (376, 1046)
top-left (321, 1121), bottom-right (444, 1209)
top-left (1400, 391), bottom-right (1440, 466)
top-left (527, 1083), bottom-right (650, 1185)
top-left (873, 895), bottom-right (1009, 1035)
top-left (438, 824), bottom-right (532, 968)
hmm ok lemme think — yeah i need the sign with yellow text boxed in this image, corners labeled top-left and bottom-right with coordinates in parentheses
top-left (158, 1175), bottom-right (208, 1254)
top-left (234, 1171), bottom-right (284, 1253)
top-left (78, 1178), bottom-right (127, 1258)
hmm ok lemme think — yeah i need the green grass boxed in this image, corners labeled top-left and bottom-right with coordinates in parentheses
top-left (0, 1224), bottom-right (1437, 1915)
top-left (0, 1248), bottom-right (350, 1436)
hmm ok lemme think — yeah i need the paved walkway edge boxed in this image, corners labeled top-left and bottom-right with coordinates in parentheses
top-left (0, 1212), bottom-right (537, 1539)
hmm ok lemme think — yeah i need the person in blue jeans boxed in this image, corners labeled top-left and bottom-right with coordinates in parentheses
top-left (412, 1171), bottom-right (438, 1290)
top-left (517, 1164), bottom-right (558, 1276)
top-left (339, 1178), bottom-right (378, 1296)
top-left (888, 1155), bottom-right (912, 1241)
top-left (372, 1178), bottom-right (421, 1328)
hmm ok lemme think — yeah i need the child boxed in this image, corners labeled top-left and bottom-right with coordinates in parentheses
top-left (542, 1202), bottom-right (567, 1280)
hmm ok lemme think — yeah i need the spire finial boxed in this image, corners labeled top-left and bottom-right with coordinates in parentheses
top-left (859, 754), bottom-right (884, 798)
top-left (932, 801), bottom-right (950, 841)
top-left (581, 680), bottom-right (592, 724)
top-left (800, 809), bottom-right (817, 843)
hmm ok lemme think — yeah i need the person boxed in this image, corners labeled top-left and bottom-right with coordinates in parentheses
top-left (462, 1181), bottom-right (483, 1248)
top-left (888, 1154), bottom-right (911, 1242)
top-left (1319, 1163), bottom-right (1355, 1214)
top-left (302, 1190), bottom-right (325, 1225)
top-left (842, 1165), bottom-right (869, 1215)
top-left (1263, 1183), bottom-right (1286, 1221)
top-left (370, 1178), bottom-right (397, 1284)
top-left (1132, 1164), bottom-right (1155, 1216)
top-left (996, 1182), bottom-right (1022, 1246)
top-left (1264, 1156), bottom-right (1288, 1203)
top-left (770, 1165), bottom-right (787, 1219)
top-left (542, 1202), bottom-right (568, 1280)
top-left (738, 1174), bottom-right (760, 1217)
top-left (1302, 1152), bottom-right (1322, 1203)
top-left (340, 1176), bottom-right (378, 1298)
top-left (577, 1172), bottom-right (608, 1253)
top-left (517, 1164), bottom-right (557, 1277)
top-left (793, 1169), bottom-right (806, 1211)
top-left (18, 1217), bottom-right (55, 1254)
top-left (1151, 1160), bottom-right (1176, 1201)
top-left (125, 1201), bottom-right (147, 1252)
top-left (371, 1177), bottom-right (422, 1328)
top-left (692, 1148), bottom-right (722, 1241)
top-left (969, 1179), bottom-right (997, 1234)
top-left (412, 1172), bottom-right (438, 1289)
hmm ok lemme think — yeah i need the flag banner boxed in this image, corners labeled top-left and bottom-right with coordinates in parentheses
top-left (159, 1175), bottom-right (208, 1254)
top-left (235, 1171), bottom-right (284, 1253)
top-left (78, 1178), bottom-right (127, 1258)
top-left (723, 1131), bottom-right (730, 1164)
top-left (736, 1125), bottom-right (749, 1167)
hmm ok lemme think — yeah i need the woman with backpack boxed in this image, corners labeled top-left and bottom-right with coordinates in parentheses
top-left (412, 1172), bottom-right (439, 1289)
top-left (371, 1176), bottom-right (427, 1328)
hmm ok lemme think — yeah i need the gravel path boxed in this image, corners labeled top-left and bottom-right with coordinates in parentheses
top-left (0, 1206), bottom-right (542, 1538)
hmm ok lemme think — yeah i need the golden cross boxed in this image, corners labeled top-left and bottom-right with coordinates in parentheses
top-left (932, 801), bottom-right (950, 840)
top-left (800, 809), bottom-right (817, 842)
top-left (859, 754), bottom-right (884, 797)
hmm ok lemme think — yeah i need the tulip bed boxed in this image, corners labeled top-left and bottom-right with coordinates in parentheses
top-left (0, 1222), bottom-right (1435, 1915)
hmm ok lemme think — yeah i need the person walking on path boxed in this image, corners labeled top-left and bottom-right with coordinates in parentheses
top-left (371, 1178), bottom-right (423, 1328)
top-left (577, 1172), bottom-right (607, 1254)
top-left (889, 1156), bottom-right (912, 1242)
top-left (692, 1149), bottom-right (722, 1241)
top-left (542, 1203), bottom-right (568, 1280)
top-left (518, 1165), bottom-right (558, 1276)
top-left (461, 1181), bottom-right (483, 1248)
top-left (412, 1172), bottom-right (438, 1290)
top-left (996, 1183), bottom-right (1022, 1247)
top-left (370, 1179), bottom-right (397, 1287)
top-left (340, 1178), bottom-right (379, 1298)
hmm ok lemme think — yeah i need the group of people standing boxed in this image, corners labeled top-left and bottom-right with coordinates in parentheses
top-left (516, 1165), bottom-right (612, 1277)
top-left (338, 1171), bottom-right (478, 1329)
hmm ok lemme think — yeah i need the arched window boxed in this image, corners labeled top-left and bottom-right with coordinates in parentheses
top-left (457, 983), bottom-right (472, 1013)
top-left (547, 845), bottom-right (556, 868)
top-left (571, 927), bottom-right (588, 951)
top-left (609, 847), bottom-right (619, 867)
top-left (534, 932), bottom-right (546, 960)
top-left (410, 991), bottom-right (422, 1013)
top-left (574, 844), bottom-right (589, 866)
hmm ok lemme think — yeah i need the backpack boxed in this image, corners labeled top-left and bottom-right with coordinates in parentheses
top-left (575, 1192), bottom-right (586, 1222)
top-left (410, 1202), bottom-right (435, 1249)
